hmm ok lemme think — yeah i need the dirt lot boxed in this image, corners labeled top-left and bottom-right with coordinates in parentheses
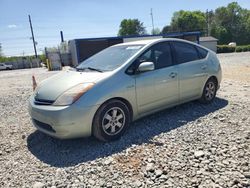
top-left (0, 52), bottom-right (249, 187)
top-left (218, 52), bottom-right (250, 83)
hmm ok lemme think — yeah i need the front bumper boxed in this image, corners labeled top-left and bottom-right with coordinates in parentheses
top-left (28, 96), bottom-right (100, 139)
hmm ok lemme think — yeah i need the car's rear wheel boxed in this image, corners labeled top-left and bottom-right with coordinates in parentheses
top-left (199, 78), bottom-right (217, 104)
top-left (93, 99), bottom-right (130, 142)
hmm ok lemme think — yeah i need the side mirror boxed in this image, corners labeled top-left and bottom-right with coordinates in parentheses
top-left (138, 62), bottom-right (155, 72)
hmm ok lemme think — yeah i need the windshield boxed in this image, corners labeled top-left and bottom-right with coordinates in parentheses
top-left (76, 45), bottom-right (144, 72)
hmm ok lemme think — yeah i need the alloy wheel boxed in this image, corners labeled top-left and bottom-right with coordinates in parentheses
top-left (205, 82), bottom-right (216, 101)
top-left (102, 107), bottom-right (126, 136)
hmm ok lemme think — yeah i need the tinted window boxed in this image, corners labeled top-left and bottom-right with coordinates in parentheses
top-left (196, 46), bottom-right (208, 59)
top-left (138, 42), bottom-right (173, 70)
top-left (173, 42), bottom-right (199, 64)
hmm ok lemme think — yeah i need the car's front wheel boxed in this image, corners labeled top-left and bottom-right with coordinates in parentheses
top-left (93, 99), bottom-right (130, 142)
top-left (199, 78), bottom-right (217, 104)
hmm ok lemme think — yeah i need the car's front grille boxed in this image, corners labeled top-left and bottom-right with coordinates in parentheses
top-left (34, 98), bottom-right (54, 105)
top-left (32, 119), bottom-right (56, 133)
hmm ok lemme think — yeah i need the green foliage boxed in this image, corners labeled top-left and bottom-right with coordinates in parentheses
top-left (217, 45), bottom-right (236, 53)
top-left (151, 28), bottom-right (161, 35)
top-left (0, 43), bottom-right (3, 57)
top-left (161, 2), bottom-right (250, 45)
top-left (38, 54), bottom-right (46, 62)
top-left (217, 44), bottom-right (250, 53)
top-left (210, 26), bottom-right (231, 45)
top-left (0, 43), bottom-right (42, 62)
top-left (162, 10), bottom-right (206, 33)
top-left (235, 45), bottom-right (250, 52)
top-left (118, 19), bottom-right (146, 36)
top-left (210, 2), bottom-right (250, 45)
top-left (0, 56), bottom-right (18, 63)
top-left (162, 25), bottom-right (172, 34)
top-left (0, 54), bottom-right (46, 63)
top-left (235, 46), bottom-right (243, 52)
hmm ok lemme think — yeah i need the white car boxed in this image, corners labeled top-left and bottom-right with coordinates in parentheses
top-left (0, 63), bottom-right (13, 70)
top-left (228, 42), bottom-right (237, 47)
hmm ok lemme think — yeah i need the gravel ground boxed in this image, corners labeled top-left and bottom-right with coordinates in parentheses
top-left (0, 52), bottom-right (249, 188)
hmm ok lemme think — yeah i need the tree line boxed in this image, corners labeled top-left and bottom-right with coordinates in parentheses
top-left (1, 2), bottom-right (249, 60)
top-left (118, 2), bottom-right (250, 45)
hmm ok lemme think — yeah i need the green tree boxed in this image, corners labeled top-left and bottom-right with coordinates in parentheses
top-left (38, 54), bottom-right (46, 63)
top-left (210, 25), bottom-right (231, 44)
top-left (151, 27), bottom-right (161, 35)
top-left (246, 14), bottom-right (250, 43)
top-left (210, 2), bottom-right (250, 45)
top-left (151, 28), bottom-right (161, 35)
top-left (169, 10), bottom-right (206, 33)
top-left (0, 43), bottom-right (3, 57)
top-left (118, 19), bottom-right (146, 36)
top-left (162, 25), bottom-right (172, 34)
top-left (161, 2), bottom-right (250, 45)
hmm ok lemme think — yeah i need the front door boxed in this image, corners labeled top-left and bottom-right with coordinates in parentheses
top-left (135, 42), bottom-right (179, 115)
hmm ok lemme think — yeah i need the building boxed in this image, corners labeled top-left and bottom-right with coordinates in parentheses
top-left (199, 36), bottom-right (218, 52)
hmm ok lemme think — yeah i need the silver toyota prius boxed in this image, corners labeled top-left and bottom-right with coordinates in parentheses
top-left (29, 38), bottom-right (222, 141)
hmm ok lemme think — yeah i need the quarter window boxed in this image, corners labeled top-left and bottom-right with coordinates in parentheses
top-left (196, 46), bottom-right (208, 59)
top-left (173, 42), bottom-right (199, 64)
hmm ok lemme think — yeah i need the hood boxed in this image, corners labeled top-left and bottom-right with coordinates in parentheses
top-left (34, 70), bottom-right (111, 101)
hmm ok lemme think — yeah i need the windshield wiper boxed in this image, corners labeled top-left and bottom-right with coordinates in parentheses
top-left (76, 67), bottom-right (103, 73)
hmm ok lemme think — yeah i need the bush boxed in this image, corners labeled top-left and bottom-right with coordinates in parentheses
top-left (218, 45), bottom-right (250, 53)
top-left (217, 45), bottom-right (236, 53)
top-left (235, 45), bottom-right (250, 53)
top-left (235, 46), bottom-right (243, 52)
top-left (243, 46), bottom-right (248, 52)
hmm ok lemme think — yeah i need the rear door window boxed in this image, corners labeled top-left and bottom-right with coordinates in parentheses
top-left (173, 42), bottom-right (200, 64)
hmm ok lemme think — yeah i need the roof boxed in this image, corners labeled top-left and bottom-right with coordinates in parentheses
top-left (115, 38), bottom-right (163, 46)
top-left (72, 31), bottom-right (201, 42)
top-left (200, 36), bottom-right (218, 42)
top-left (116, 38), bottom-right (199, 46)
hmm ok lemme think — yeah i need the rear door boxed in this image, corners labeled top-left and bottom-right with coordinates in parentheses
top-left (134, 42), bottom-right (179, 115)
top-left (172, 42), bottom-right (208, 102)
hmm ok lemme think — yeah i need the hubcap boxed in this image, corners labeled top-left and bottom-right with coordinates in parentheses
top-left (102, 107), bottom-right (125, 136)
top-left (205, 82), bottom-right (216, 100)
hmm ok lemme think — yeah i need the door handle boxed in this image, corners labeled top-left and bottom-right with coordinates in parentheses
top-left (201, 65), bottom-right (207, 70)
top-left (169, 72), bottom-right (177, 78)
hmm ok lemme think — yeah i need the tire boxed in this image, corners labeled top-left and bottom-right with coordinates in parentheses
top-left (199, 78), bottom-right (217, 104)
top-left (92, 99), bottom-right (131, 142)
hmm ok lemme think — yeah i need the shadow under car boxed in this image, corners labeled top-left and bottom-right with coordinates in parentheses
top-left (27, 97), bottom-right (228, 167)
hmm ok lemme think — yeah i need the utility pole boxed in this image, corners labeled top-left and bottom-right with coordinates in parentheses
top-left (60, 31), bottom-right (64, 43)
top-left (150, 8), bottom-right (155, 33)
top-left (206, 9), bottom-right (209, 37)
top-left (28, 15), bottom-right (38, 58)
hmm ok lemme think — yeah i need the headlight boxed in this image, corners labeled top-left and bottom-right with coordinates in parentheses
top-left (53, 83), bottom-right (94, 106)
